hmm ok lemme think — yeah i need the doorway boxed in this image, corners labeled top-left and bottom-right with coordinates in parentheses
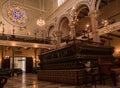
top-left (10, 57), bottom-right (26, 72)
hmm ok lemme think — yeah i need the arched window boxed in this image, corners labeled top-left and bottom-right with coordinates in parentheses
top-left (58, 0), bottom-right (66, 6)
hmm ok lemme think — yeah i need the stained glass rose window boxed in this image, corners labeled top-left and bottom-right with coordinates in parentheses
top-left (6, 5), bottom-right (28, 25)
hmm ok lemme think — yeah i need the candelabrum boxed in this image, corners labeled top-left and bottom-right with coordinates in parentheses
top-left (82, 24), bottom-right (91, 40)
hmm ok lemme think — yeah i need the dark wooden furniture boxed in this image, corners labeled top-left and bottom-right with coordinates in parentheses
top-left (112, 68), bottom-right (120, 75)
top-left (84, 68), bottom-right (99, 88)
top-left (0, 69), bottom-right (12, 77)
top-left (99, 63), bottom-right (117, 86)
top-left (111, 68), bottom-right (120, 85)
top-left (0, 76), bottom-right (7, 88)
top-left (38, 39), bottom-right (114, 85)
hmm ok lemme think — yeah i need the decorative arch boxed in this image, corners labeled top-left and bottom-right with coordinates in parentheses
top-left (76, 4), bottom-right (90, 18)
top-left (59, 17), bottom-right (69, 31)
top-left (56, 14), bottom-right (71, 31)
top-left (47, 24), bottom-right (57, 44)
top-left (57, 16), bottom-right (70, 38)
top-left (73, 1), bottom-right (91, 13)
top-left (69, 1), bottom-right (92, 37)
top-left (70, 0), bottom-right (97, 16)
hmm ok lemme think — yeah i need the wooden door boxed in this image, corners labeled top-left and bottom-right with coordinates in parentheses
top-left (26, 57), bottom-right (33, 73)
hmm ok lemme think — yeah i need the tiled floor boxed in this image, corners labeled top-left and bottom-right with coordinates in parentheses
top-left (4, 73), bottom-right (119, 88)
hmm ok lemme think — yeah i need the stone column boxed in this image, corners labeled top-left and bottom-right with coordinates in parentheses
top-left (69, 6), bottom-right (77, 40)
top-left (69, 23), bottom-right (76, 39)
top-left (89, 10), bottom-right (100, 43)
top-left (11, 47), bottom-right (15, 76)
top-left (34, 48), bottom-right (37, 67)
top-left (55, 31), bottom-right (62, 48)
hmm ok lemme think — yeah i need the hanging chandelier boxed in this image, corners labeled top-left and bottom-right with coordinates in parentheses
top-left (36, 0), bottom-right (46, 27)
top-left (36, 18), bottom-right (45, 27)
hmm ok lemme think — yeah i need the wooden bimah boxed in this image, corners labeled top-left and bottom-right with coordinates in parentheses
top-left (38, 40), bottom-right (114, 85)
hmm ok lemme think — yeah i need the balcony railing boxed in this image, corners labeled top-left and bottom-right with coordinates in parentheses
top-left (0, 34), bottom-right (51, 44)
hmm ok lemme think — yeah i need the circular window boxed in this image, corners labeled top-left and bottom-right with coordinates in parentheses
top-left (6, 5), bottom-right (28, 25)
top-left (1, 0), bottom-right (29, 27)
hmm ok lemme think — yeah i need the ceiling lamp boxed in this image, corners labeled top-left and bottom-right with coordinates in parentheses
top-left (36, 0), bottom-right (45, 27)
top-left (36, 18), bottom-right (45, 27)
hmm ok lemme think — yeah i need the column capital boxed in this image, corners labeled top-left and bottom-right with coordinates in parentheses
top-left (88, 10), bottom-right (99, 18)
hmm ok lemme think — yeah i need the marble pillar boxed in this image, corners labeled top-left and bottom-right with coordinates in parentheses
top-left (11, 47), bottom-right (15, 76)
top-left (89, 10), bottom-right (100, 43)
top-left (69, 23), bottom-right (76, 39)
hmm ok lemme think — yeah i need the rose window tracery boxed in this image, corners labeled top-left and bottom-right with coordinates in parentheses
top-left (6, 5), bottom-right (28, 25)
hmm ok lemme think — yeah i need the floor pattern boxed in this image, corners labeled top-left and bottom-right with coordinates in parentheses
top-left (4, 73), bottom-right (119, 88)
